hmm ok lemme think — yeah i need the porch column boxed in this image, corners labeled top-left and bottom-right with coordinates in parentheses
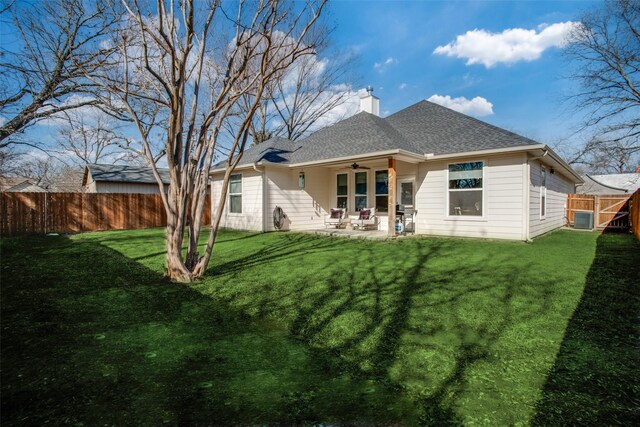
top-left (388, 158), bottom-right (396, 236)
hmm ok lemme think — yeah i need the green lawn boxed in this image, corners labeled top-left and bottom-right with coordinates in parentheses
top-left (1, 229), bottom-right (638, 425)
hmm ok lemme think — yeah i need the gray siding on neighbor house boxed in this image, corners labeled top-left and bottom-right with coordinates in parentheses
top-left (529, 159), bottom-right (575, 239)
top-left (90, 181), bottom-right (168, 193)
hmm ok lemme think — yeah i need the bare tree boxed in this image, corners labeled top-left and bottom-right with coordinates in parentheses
top-left (0, 146), bottom-right (22, 176)
top-left (12, 155), bottom-right (65, 189)
top-left (270, 51), bottom-right (356, 141)
top-left (246, 40), bottom-right (357, 144)
top-left (0, 0), bottom-right (121, 147)
top-left (94, 0), bottom-right (327, 282)
top-left (565, 0), bottom-right (640, 170)
top-left (55, 111), bottom-right (133, 166)
top-left (564, 134), bottom-right (639, 173)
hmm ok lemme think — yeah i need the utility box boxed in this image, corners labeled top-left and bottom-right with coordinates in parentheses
top-left (574, 211), bottom-right (594, 230)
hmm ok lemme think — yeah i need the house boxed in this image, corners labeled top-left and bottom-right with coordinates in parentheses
top-left (48, 169), bottom-right (86, 193)
top-left (210, 91), bottom-right (583, 240)
top-left (576, 173), bottom-right (640, 195)
top-left (0, 176), bottom-right (47, 192)
top-left (83, 164), bottom-right (170, 193)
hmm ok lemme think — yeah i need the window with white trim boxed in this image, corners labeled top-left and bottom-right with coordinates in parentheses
top-left (336, 173), bottom-right (348, 209)
top-left (400, 180), bottom-right (414, 207)
top-left (354, 171), bottom-right (367, 211)
top-left (375, 170), bottom-right (388, 212)
top-left (448, 161), bottom-right (483, 216)
top-left (540, 166), bottom-right (547, 218)
top-left (229, 174), bottom-right (242, 213)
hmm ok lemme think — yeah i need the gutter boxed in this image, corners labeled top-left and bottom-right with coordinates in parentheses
top-left (544, 147), bottom-right (584, 184)
top-left (288, 149), bottom-right (425, 168)
top-left (210, 160), bottom-right (288, 174)
top-left (425, 144), bottom-right (583, 184)
top-left (523, 149), bottom-right (548, 241)
top-left (253, 162), bottom-right (268, 232)
top-left (424, 144), bottom-right (545, 160)
top-left (209, 144), bottom-right (583, 185)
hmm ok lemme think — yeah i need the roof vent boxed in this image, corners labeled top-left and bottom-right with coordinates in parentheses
top-left (360, 86), bottom-right (379, 116)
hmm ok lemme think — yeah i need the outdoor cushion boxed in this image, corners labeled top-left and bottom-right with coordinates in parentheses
top-left (359, 209), bottom-right (371, 220)
top-left (330, 208), bottom-right (343, 219)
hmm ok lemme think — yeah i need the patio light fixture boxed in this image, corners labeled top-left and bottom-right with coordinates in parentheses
top-left (298, 171), bottom-right (305, 189)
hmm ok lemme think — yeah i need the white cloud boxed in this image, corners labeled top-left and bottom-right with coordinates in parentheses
top-left (399, 83), bottom-right (407, 90)
top-left (373, 57), bottom-right (397, 71)
top-left (433, 21), bottom-right (578, 68)
top-left (427, 94), bottom-right (494, 117)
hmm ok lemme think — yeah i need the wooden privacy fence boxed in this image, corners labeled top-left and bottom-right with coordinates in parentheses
top-left (1, 192), bottom-right (212, 236)
top-left (631, 190), bottom-right (640, 240)
top-left (567, 193), bottom-right (633, 231)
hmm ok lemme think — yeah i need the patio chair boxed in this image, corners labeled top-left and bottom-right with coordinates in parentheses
top-left (354, 208), bottom-right (378, 230)
top-left (324, 208), bottom-right (349, 229)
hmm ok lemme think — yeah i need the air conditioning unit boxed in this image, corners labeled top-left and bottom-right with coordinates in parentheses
top-left (574, 211), bottom-right (594, 230)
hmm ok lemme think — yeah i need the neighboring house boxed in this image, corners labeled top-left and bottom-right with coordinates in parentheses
top-left (576, 173), bottom-right (640, 195)
top-left (49, 169), bottom-right (86, 193)
top-left (0, 176), bottom-right (47, 192)
top-left (210, 92), bottom-right (583, 241)
top-left (83, 164), bottom-right (170, 193)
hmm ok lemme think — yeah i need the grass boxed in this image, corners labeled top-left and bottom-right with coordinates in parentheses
top-left (1, 228), bottom-right (638, 425)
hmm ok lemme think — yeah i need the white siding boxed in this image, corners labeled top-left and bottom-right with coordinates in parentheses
top-left (414, 153), bottom-right (526, 240)
top-left (211, 170), bottom-right (263, 231)
top-left (265, 167), bottom-right (331, 231)
top-left (208, 153), bottom-right (577, 241)
top-left (323, 160), bottom-right (418, 232)
top-left (528, 159), bottom-right (575, 238)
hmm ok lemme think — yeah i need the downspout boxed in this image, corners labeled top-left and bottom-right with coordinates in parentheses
top-left (253, 162), bottom-right (267, 232)
top-left (525, 149), bottom-right (548, 240)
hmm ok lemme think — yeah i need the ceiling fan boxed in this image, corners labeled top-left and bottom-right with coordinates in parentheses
top-left (350, 162), bottom-right (370, 170)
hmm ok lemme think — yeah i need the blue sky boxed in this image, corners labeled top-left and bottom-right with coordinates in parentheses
top-left (327, 0), bottom-right (599, 148)
top-left (4, 0), bottom-right (602, 165)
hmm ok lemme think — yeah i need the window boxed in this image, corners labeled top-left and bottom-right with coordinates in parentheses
top-left (354, 172), bottom-right (367, 211)
top-left (540, 166), bottom-right (547, 218)
top-left (229, 174), bottom-right (242, 213)
top-left (448, 161), bottom-right (483, 216)
top-left (336, 173), bottom-right (348, 209)
top-left (375, 170), bottom-right (388, 212)
top-left (400, 181), bottom-right (414, 207)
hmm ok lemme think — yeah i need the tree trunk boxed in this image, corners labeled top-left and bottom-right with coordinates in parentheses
top-left (165, 223), bottom-right (192, 282)
top-left (164, 184), bottom-right (192, 283)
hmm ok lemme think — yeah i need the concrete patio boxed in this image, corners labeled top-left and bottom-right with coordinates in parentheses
top-left (307, 228), bottom-right (412, 240)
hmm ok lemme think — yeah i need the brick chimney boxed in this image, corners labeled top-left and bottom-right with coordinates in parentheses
top-left (359, 86), bottom-right (379, 116)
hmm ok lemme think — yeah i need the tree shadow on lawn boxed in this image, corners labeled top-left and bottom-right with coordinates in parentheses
top-left (0, 236), bottom-right (414, 426)
top-left (532, 233), bottom-right (640, 425)
top-left (23, 229), bottom-right (600, 425)
top-left (198, 233), bottom-right (590, 425)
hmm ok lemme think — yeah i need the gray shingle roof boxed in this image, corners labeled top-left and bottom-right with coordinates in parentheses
top-left (49, 169), bottom-right (85, 192)
top-left (219, 99), bottom-right (543, 169)
top-left (229, 136), bottom-right (303, 167)
top-left (385, 100), bottom-right (538, 155)
top-left (86, 164), bottom-right (171, 184)
top-left (287, 112), bottom-right (419, 163)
